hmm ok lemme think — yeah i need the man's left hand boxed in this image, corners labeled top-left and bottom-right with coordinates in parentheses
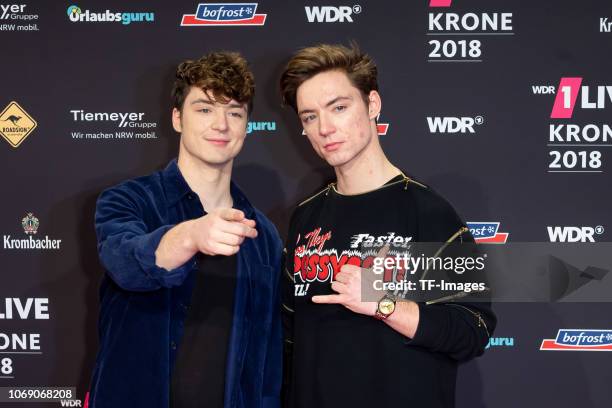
top-left (311, 263), bottom-right (378, 316)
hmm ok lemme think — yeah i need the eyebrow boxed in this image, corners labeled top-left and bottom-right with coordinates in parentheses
top-left (190, 98), bottom-right (246, 110)
top-left (298, 96), bottom-right (352, 116)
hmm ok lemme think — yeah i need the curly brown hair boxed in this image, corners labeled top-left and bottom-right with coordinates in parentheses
top-left (280, 43), bottom-right (378, 112)
top-left (172, 51), bottom-right (255, 113)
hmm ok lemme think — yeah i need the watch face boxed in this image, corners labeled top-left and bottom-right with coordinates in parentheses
top-left (379, 298), bottom-right (395, 315)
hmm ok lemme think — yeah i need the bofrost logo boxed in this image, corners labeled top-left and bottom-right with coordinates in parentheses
top-left (376, 114), bottom-right (389, 135)
top-left (305, 5), bottom-right (362, 23)
top-left (467, 222), bottom-right (509, 244)
top-left (541, 329), bottom-right (612, 351)
top-left (427, 115), bottom-right (484, 134)
top-left (180, 3), bottom-right (266, 26)
top-left (547, 225), bottom-right (604, 242)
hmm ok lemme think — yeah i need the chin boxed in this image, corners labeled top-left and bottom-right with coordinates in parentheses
top-left (323, 155), bottom-right (351, 168)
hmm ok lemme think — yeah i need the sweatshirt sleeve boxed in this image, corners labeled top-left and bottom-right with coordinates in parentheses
top-left (406, 186), bottom-right (496, 362)
top-left (95, 183), bottom-right (196, 291)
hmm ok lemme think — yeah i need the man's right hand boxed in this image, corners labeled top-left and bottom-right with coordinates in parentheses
top-left (190, 208), bottom-right (258, 256)
top-left (155, 208), bottom-right (257, 270)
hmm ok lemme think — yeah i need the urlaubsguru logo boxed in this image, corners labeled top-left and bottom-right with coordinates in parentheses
top-left (67, 5), bottom-right (154, 25)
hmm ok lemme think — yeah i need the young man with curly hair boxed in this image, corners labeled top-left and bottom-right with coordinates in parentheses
top-left (279, 43), bottom-right (496, 408)
top-left (88, 52), bottom-right (282, 408)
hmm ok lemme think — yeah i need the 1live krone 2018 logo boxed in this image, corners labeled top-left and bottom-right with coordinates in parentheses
top-left (426, 0), bottom-right (513, 63)
top-left (532, 78), bottom-right (611, 173)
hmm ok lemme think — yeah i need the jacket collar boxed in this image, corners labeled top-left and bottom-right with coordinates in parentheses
top-left (162, 159), bottom-right (255, 218)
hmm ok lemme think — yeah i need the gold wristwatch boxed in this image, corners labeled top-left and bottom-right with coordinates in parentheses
top-left (374, 295), bottom-right (396, 320)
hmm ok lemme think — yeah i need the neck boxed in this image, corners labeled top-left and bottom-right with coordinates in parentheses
top-left (334, 135), bottom-right (400, 195)
top-left (177, 148), bottom-right (233, 212)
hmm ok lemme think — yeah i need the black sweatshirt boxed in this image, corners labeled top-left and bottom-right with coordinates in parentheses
top-left (282, 174), bottom-right (496, 408)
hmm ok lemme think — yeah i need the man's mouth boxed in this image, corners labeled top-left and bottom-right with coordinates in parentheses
top-left (323, 142), bottom-right (343, 152)
top-left (206, 138), bottom-right (231, 146)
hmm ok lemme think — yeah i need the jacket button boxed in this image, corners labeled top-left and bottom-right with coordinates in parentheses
top-left (187, 193), bottom-right (195, 200)
top-left (170, 341), bottom-right (177, 350)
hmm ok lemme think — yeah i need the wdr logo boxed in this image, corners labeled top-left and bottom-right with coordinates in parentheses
top-left (467, 222), bottom-right (509, 244)
top-left (547, 225), bottom-right (604, 242)
top-left (427, 116), bottom-right (483, 134)
top-left (180, 3), bottom-right (266, 26)
top-left (60, 399), bottom-right (82, 407)
top-left (305, 5), bottom-right (361, 23)
top-left (540, 329), bottom-right (612, 351)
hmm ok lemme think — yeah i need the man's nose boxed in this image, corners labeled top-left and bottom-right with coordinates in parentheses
top-left (318, 112), bottom-right (335, 137)
top-left (212, 110), bottom-right (229, 131)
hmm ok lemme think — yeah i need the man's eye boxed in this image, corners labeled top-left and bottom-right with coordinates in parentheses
top-left (334, 105), bottom-right (346, 112)
top-left (199, 108), bottom-right (211, 113)
top-left (302, 114), bottom-right (316, 123)
top-left (230, 112), bottom-right (243, 118)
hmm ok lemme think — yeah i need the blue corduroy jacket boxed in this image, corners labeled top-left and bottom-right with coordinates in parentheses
top-left (88, 160), bottom-right (282, 408)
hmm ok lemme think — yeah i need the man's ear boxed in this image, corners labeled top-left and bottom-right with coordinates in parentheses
top-left (172, 107), bottom-right (182, 133)
top-left (367, 90), bottom-right (382, 120)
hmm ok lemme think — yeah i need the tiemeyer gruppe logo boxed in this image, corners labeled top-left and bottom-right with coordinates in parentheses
top-left (180, 3), bottom-right (266, 26)
top-left (427, 115), bottom-right (484, 134)
top-left (467, 222), bottom-right (509, 244)
top-left (532, 78), bottom-right (611, 174)
top-left (540, 329), bottom-right (612, 351)
top-left (3, 213), bottom-right (61, 250)
top-left (67, 5), bottom-right (154, 25)
top-left (305, 5), bottom-right (362, 23)
top-left (69, 109), bottom-right (158, 141)
top-left (427, 0), bottom-right (513, 63)
top-left (0, 4), bottom-right (39, 31)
